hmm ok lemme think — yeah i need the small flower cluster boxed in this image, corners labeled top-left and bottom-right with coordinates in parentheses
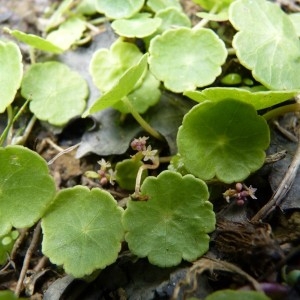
top-left (131, 136), bottom-right (158, 163)
top-left (97, 158), bottom-right (116, 186)
top-left (223, 183), bottom-right (257, 206)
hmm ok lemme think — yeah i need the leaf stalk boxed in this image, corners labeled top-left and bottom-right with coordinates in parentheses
top-left (123, 97), bottom-right (165, 141)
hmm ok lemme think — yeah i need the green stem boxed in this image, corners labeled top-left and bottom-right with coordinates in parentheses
top-left (123, 97), bottom-right (165, 141)
top-left (227, 48), bottom-right (236, 56)
top-left (29, 48), bottom-right (36, 64)
top-left (12, 97), bottom-right (32, 124)
top-left (159, 156), bottom-right (173, 164)
top-left (0, 98), bottom-right (31, 147)
top-left (89, 17), bottom-right (107, 26)
top-left (13, 115), bottom-right (37, 145)
top-left (0, 105), bottom-right (14, 146)
top-left (263, 103), bottom-right (300, 121)
top-left (193, 3), bottom-right (219, 30)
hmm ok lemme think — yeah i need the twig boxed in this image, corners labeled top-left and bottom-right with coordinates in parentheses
top-left (172, 256), bottom-right (262, 299)
top-left (10, 229), bottom-right (29, 260)
top-left (273, 120), bottom-right (298, 142)
top-left (12, 115), bottom-right (37, 145)
top-left (47, 142), bottom-right (81, 165)
top-left (33, 256), bottom-right (49, 272)
top-left (252, 130), bottom-right (300, 222)
top-left (15, 222), bottom-right (42, 297)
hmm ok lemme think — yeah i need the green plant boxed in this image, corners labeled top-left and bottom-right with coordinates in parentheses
top-left (1, 0), bottom-right (300, 296)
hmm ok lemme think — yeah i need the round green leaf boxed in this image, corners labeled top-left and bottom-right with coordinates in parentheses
top-left (0, 146), bottom-right (56, 236)
top-left (123, 170), bottom-right (215, 267)
top-left (184, 87), bottom-right (299, 110)
top-left (0, 41), bottom-right (23, 113)
top-left (95, 0), bottom-right (144, 19)
top-left (21, 61), bottom-right (88, 126)
top-left (90, 39), bottom-right (143, 92)
top-left (177, 99), bottom-right (270, 183)
top-left (144, 7), bottom-right (191, 50)
top-left (205, 290), bottom-right (271, 300)
top-left (112, 13), bottom-right (162, 38)
top-left (148, 28), bottom-right (227, 93)
top-left (42, 186), bottom-right (124, 278)
top-left (229, 0), bottom-right (300, 90)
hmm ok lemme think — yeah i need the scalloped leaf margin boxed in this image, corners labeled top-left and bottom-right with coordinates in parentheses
top-left (42, 186), bottom-right (124, 278)
top-left (21, 61), bottom-right (88, 126)
top-left (229, 0), bottom-right (300, 90)
top-left (184, 87), bottom-right (299, 110)
top-left (148, 27), bottom-right (227, 93)
top-left (0, 146), bottom-right (56, 236)
top-left (177, 99), bottom-right (270, 183)
top-left (122, 170), bottom-right (215, 267)
top-left (0, 41), bottom-right (23, 113)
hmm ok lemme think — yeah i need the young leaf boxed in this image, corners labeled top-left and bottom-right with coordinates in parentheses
top-left (0, 146), bottom-right (56, 236)
top-left (111, 13), bottom-right (162, 38)
top-left (205, 289), bottom-right (271, 300)
top-left (42, 186), bottom-right (124, 278)
top-left (229, 0), bottom-right (300, 90)
top-left (115, 158), bottom-right (148, 191)
top-left (46, 17), bottom-right (86, 51)
top-left (123, 171), bottom-right (215, 267)
top-left (177, 99), bottom-right (270, 183)
top-left (6, 28), bottom-right (64, 54)
top-left (84, 54), bottom-right (148, 115)
top-left (21, 61), bottom-right (88, 126)
top-left (90, 39), bottom-right (143, 92)
top-left (184, 87), bottom-right (299, 110)
top-left (0, 41), bottom-right (23, 113)
top-left (148, 27), bottom-right (227, 93)
top-left (95, 0), bottom-right (144, 19)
